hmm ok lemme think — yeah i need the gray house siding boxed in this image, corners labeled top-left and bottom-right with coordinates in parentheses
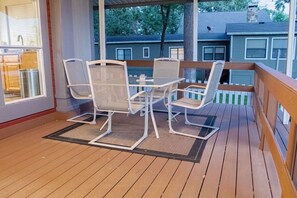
top-left (198, 41), bottom-right (230, 61)
top-left (94, 40), bottom-right (230, 81)
top-left (95, 41), bottom-right (230, 61)
top-left (230, 35), bottom-right (297, 85)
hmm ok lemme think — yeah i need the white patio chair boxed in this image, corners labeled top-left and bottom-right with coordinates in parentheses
top-left (63, 58), bottom-right (107, 125)
top-left (151, 58), bottom-right (180, 105)
top-left (86, 59), bottom-right (149, 150)
top-left (168, 60), bottom-right (225, 140)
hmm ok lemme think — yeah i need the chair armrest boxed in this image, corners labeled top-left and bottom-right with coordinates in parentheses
top-left (185, 84), bottom-right (206, 89)
top-left (170, 88), bottom-right (205, 97)
top-left (67, 84), bottom-right (90, 88)
top-left (130, 91), bottom-right (147, 100)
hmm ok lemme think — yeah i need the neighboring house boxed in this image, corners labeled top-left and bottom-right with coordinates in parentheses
top-left (227, 22), bottom-right (297, 85)
top-left (95, 10), bottom-right (297, 84)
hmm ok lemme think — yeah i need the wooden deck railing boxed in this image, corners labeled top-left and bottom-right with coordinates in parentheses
top-left (254, 63), bottom-right (297, 198)
top-left (127, 60), bottom-right (297, 197)
top-left (127, 60), bottom-right (254, 92)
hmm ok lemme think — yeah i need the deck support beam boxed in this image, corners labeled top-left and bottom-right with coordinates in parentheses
top-left (98, 0), bottom-right (106, 59)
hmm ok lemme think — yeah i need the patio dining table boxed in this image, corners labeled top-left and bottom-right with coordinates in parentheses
top-left (129, 76), bottom-right (185, 138)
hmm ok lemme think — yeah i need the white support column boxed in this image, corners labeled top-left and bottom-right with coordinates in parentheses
top-left (283, 0), bottom-right (296, 124)
top-left (99, 0), bottom-right (106, 60)
top-left (286, 0), bottom-right (296, 78)
top-left (193, 0), bottom-right (198, 61)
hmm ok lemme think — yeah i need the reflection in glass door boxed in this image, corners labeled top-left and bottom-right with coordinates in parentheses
top-left (0, 0), bottom-right (43, 103)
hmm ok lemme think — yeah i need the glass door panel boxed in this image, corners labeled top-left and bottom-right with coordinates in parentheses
top-left (0, 0), bottom-right (43, 103)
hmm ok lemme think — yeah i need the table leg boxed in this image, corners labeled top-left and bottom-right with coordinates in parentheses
top-left (150, 89), bottom-right (159, 138)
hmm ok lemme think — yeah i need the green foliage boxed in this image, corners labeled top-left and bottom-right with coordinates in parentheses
top-left (275, 0), bottom-right (290, 12)
top-left (93, 5), bottom-right (183, 38)
top-left (198, 0), bottom-right (253, 12)
top-left (271, 10), bottom-right (289, 22)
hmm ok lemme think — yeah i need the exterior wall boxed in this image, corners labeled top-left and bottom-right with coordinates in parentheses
top-left (51, 0), bottom-right (93, 112)
top-left (198, 41), bottom-right (230, 61)
top-left (230, 34), bottom-right (297, 85)
top-left (95, 40), bottom-right (230, 61)
top-left (104, 42), bottom-right (184, 60)
top-left (95, 40), bottom-right (230, 82)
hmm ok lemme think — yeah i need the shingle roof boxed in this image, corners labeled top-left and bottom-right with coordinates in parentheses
top-left (106, 34), bottom-right (183, 43)
top-left (177, 10), bottom-right (271, 34)
top-left (106, 33), bottom-right (228, 43)
top-left (226, 22), bottom-right (295, 35)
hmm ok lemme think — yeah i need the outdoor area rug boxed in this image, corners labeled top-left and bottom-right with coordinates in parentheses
top-left (44, 111), bottom-right (216, 163)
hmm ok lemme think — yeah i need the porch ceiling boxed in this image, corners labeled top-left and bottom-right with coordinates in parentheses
top-left (94, 0), bottom-right (221, 9)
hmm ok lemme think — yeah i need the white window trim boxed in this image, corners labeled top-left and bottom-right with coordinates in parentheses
top-left (169, 46), bottom-right (184, 60)
top-left (142, 47), bottom-right (150, 58)
top-left (244, 37), bottom-right (269, 60)
top-left (270, 37), bottom-right (296, 60)
top-left (115, 47), bottom-right (133, 60)
top-left (202, 46), bottom-right (226, 61)
top-left (0, 0), bottom-right (54, 122)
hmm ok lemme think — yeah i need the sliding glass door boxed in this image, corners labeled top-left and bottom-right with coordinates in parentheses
top-left (0, 0), bottom-right (54, 123)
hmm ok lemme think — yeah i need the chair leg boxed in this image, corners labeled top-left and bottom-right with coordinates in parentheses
top-left (168, 107), bottom-right (219, 140)
top-left (67, 108), bottom-right (107, 125)
top-left (89, 105), bottom-right (149, 150)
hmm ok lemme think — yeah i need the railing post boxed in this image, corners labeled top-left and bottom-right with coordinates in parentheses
top-left (286, 121), bottom-right (297, 174)
top-left (259, 86), bottom-right (269, 150)
top-left (178, 67), bottom-right (185, 99)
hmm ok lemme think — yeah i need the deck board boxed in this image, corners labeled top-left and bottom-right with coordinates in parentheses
top-left (236, 105), bottom-right (253, 198)
top-left (180, 103), bottom-right (224, 197)
top-left (124, 157), bottom-right (168, 197)
top-left (246, 107), bottom-right (273, 198)
top-left (0, 104), bottom-right (283, 197)
top-left (47, 150), bottom-right (121, 198)
top-left (198, 104), bottom-right (232, 197)
top-left (217, 105), bottom-right (239, 198)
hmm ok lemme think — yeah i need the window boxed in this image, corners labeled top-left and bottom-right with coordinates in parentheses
top-left (0, 0), bottom-right (54, 123)
top-left (203, 46), bottom-right (226, 61)
top-left (271, 38), bottom-right (288, 59)
top-left (143, 47), bottom-right (150, 58)
top-left (245, 38), bottom-right (268, 59)
top-left (0, 1), bottom-right (43, 103)
top-left (169, 47), bottom-right (184, 60)
top-left (116, 48), bottom-right (132, 60)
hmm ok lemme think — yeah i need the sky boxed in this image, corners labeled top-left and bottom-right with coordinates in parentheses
top-left (258, 0), bottom-right (289, 13)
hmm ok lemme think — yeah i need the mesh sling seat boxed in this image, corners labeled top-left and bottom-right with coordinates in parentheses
top-left (167, 60), bottom-right (225, 140)
top-left (63, 58), bottom-right (108, 126)
top-left (151, 58), bottom-right (180, 105)
top-left (86, 60), bottom-right (149, 150)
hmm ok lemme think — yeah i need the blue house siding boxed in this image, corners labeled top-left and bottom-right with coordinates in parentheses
top-left (230, 34), bottom-right (297, 84)
top-left (226, 22), bottom-right (297, 84)
top-left (94, 39), bottom-right (230, 81)
top-left (95, 41), bottom-right (229, 61)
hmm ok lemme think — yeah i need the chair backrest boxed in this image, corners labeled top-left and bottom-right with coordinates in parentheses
top-left (63, 58), bottom-right (91, 99)
top-left (201, 60), bottom-right (225, 105)
top-left (153, 58), bottom-right (180, 78)
top-left (86, 59), bottom-right (132, 112)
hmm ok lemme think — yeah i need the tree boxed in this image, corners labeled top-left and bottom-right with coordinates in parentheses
top-left (275, 0), bottom-right (290, 12)
top-left (104, 8), bottom-right (140, 36)
top-left (198, 0), bottom-right (253, 12)
top-left (270, 10), bottom-right (289, 22)
top-left (95, 5), bottom-right (183, 57)
top-left (160, 5), bottom-right (171, 57)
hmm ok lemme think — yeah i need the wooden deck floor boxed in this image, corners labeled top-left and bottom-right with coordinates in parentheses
top-left (0, 104), bottom-right (282, 197)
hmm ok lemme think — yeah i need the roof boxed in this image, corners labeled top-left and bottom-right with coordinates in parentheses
top-left (106, 34), bottom-right (183, 44)
top-left (226, 22), bottom-right (295, 35)
top-left (178, 10), bottom-right (272, 34)
top-left (106, 32), bottom-right (228, 44)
